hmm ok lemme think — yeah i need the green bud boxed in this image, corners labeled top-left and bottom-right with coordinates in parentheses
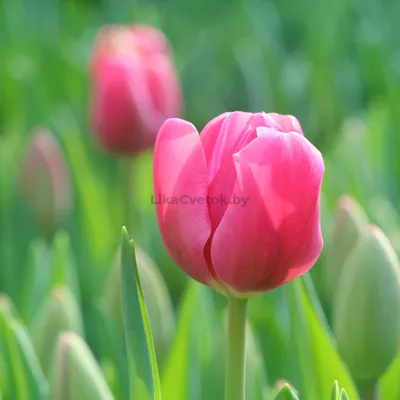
top-left (50, 332), bottom-right (113, 400)
top-left (274, 381), bottom-right (299, 399)
top-left (31, 286), bottom-right (83, 376)
top-left (333, 226), bottom-right (400, 381)
top-left (340, 388), bottom-right (349, 400)
top-left (330, 381), bottom-right (340, 400)
top-left (326, 195), bottom-right (368, 302)
top-left (106, 246), bottom-right (174, 360)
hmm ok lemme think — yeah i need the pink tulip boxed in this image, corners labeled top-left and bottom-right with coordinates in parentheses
top-left (20, 129), bottom-right (71, 233)
top-left (153, 112), bottom-right (324, 295)
top-left (90, 24), bottom-right (182, 155)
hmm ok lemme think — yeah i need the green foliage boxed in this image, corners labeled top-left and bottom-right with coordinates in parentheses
top-left (2, 0), bottom-right (400, 398)
top-left (120, 227), bottom-right (161, 400)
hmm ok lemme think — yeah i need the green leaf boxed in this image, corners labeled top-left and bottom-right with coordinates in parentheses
top-left (287, 277), bottom-right (359, 399)
top-left (0, 303), bottom-right (48, 399)
top-left (59, 121), bottom-right (116, 268)
top-left (379, 348), bottom-right (400, 399)
top-left (245, 324), bottom-right (270, 400)
top-left (20, 239), bottom-right (50, 325)
top-left (51, 231), bottom-right (80, 303)
top-left (161, 281), bottom-right (223, 400)
top-left (120, 227), bottom-right (161, 400)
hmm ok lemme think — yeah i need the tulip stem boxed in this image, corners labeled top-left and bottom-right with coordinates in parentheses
top-left (225, 296), bottom-right (248, 400)
top-left (359, 381), bottom-right (379, 400)
top-left (120, 157), bottom-right (135, 232)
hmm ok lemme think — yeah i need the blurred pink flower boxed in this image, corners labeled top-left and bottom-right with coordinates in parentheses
top-left (20, 129), bottom-right (71, 233)
top-left (90, 24), bottom-right (182, 155)
top-left (154, 112), bottom-right (324, 295)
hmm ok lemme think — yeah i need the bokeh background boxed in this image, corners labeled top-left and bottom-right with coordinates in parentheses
top-left (2, 0), bottom-right (400, 398)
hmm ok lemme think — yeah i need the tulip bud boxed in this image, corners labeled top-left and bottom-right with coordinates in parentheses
top-left (50, 332), bottom-right (113, 400)
top-left (274, 381), bottom-right (299, 399)
top-left (90, 24), bottom-right (182, 155)
top-left (106, 246), bottom-right (174, 360)
top-left (333, 226), bottom-right (400, 382)
top-left (154, 112), bottom-right (324, 295)
top-left (31, 286), bottom-right (84, 376)
top-left (326, 195), bottom-right (368, 302)
top-left (330, 381), bottom-right (339, 400)
top-left (20, 129), bottom-right (71, 234)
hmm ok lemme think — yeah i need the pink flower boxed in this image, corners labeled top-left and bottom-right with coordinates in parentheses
top-left (90, 24), bottom-right (182, 155)
top-left (153, 112), bottom-right (324, 295)
top-left (20, 129), bottom-right (71, 233)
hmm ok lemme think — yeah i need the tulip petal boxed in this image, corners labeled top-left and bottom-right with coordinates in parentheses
top-left (262, 113), bottom-right (304, 135)
top-left (200, 112), bottom-right (253, 184)
top-left (211, 129), bottom-right (324, 292)
top-left (200, 112), bottom-right (255, 229)
top-left (154, 118), bottom-right (212, 284)
top-left (91, 56), bottom-right (150, 153)
top-left (145, 54), bottom-right (182, 124)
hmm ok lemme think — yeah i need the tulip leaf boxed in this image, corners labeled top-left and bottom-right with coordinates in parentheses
top-left (0, 304), bottom-right (48, 400)
top-left (120, 227), bottom-right (161, 400)
top-left (51, 231), bottom-right (80, 303)
top-left (379, 348), bottom-right (400, 399)
top-left (287, 278), bottom-right (359, 399)
top-left (60, 124), bottom-right (116, 273)
top-left (20, 239), bottom-right (50, 325)
top-left (161, 281), bottom-right (223, 400)
top-left (245, 323), bottom-right (270, 400)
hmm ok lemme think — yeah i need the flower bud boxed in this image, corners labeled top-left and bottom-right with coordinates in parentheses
top-left (90, 24), bottom-right (182, 155)
top-left (31, 286), bottom-right (84, 376)
top-left (50, 332), bottom-right (113, 400)
top-left (20, 129), bottom-right (71, 234)
top-left (333, 226), bottom-right (400, 382)
top-left (326, 195), bottom-right (368, 302)
top-left (330, 380), bottom-right (339, 400)
top-left (106, 246), bottom-right (174, 360)
top-left (274, 381), bottom-right (299, 399)
top-left (154, 112), bottom-right (324, 295)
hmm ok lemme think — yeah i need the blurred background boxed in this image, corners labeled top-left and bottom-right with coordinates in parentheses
top-left (2, 0), bottom-right (400, 398)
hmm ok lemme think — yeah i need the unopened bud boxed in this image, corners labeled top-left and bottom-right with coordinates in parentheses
top-left (274, 381), bottom-right (299, 399)
top-left (333, 226), bottom-right (400, 381)
top-left (20, 129), bottom-right (71, 234)
top-left (31, 286), bottom-right (83, 376)
top-left (50, 332), bottom-right (113, 400)
top-left (326, 195), bottom-right (368, 302)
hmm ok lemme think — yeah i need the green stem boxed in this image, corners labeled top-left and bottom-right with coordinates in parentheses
top-left (225, 296), bottom-right (248, 400)
top-left (120, 157), bottom-right (133, 231)
top-left (359, 381), bottom-right (379, 400)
